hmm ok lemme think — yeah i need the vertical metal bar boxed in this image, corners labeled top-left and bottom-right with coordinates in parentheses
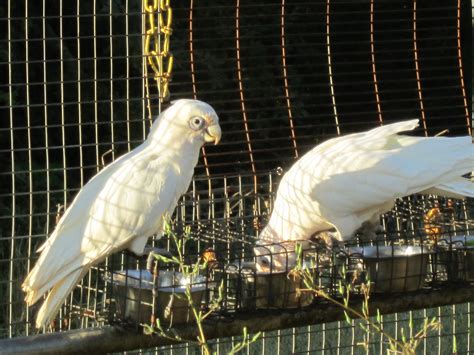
top-left (292, 327), bottom-right (296, 354)
top-left (365, 319), bottom-right (370, 355)
top-left (77, 0), bottom-right (84, 188)
top-left (468, 302), bottom-right (471, 352)
top-left (423, 308), bottom-right (427, 354)
top-left (321, 323), bottom-right (326, 354)
top-left (7, 0), bottom-right (16, 339)
top-left (24, 0), bottom-right (34, 336)
top-left (189, 0), bottom-right (198, 100)
top-left (379, 315), bottom-right (384, 354)
top-left (369, 0), bottom-right (383, 125)
top-left (438, 306), bottom-right (441, 355)
top-left (42, 0), bottom-right (51, 267)
top-left (406, 198), bottom-right (418, 352)
top-left (125, 0), bottom-right (131, 152)
top-left (142, 1), bottom-right (150, 137)
top-left (351, 319), bottom-right (355, 355)
top-left (420, 196), bottom-right (428, 355)
top-left (277, 329), bottom-right (281, 355)
top-left (189, 0), bottom-right (211, 180)
top-left (235, 0), bottom-right (257, 192)
top-left (121, 1), bottom-right (132, 273)
top-left (464, 199), bottom-right (472, 352)
top-left (325, 0), bottom-right (340, 136)
top-left (109, 0), bottom-right (116, 161)
top-left (59, 0), bottom-right (68, 329)
top-left (280, 0), bottom-right (298, 158)
top-left (97, 0), bottom-right (116, 324)
top-left (156, 3), bottom-right (162, 111)
top-left (307, 325), bottom-right (312, 354)
top-left (452, 304), bottom-right (457, 354)
top-left (412, 0), bottom-right (428, 136)
top-left (337, 321), bottom-right (341, 355)
top-left (59, 1), bottom-right (67, 204)
top-left (456, 0), bottom-right (471, 135)
top-left (93, 0), bottom-right (100, 172)
top-left (188, 0), bottom-right (211, 230)
top-left (90, 0), bottom-right (101, 328)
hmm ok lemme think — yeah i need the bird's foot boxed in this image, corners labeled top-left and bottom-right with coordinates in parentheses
top-left (310, 229), bottom-right (340, 250)
top-left (307, 231), bottom-right (341, 267)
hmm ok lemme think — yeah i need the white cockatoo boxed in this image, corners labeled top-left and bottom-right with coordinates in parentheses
top-left (254, 120), bottom-right (473, 271)
top-left (22, 99), bottom-right (221, 328)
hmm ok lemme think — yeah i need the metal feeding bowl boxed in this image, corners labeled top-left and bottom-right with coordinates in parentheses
top-left (347, 246), bottom-right (432, 293)
top-left (108, 269), bottom-right (206, 325)
top-left (437, 235), bottom-right (474, 282)
top-left (227, 262), bottom-right (313, 309)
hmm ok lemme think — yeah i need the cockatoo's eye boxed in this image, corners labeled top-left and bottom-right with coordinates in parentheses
top-left (258, 256), bottom-right (270, 267)
top-left (189, 116), bottom-right (205, 130)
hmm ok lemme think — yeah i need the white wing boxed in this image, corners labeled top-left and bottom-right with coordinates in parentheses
top-left (312, 123), bottom-right (472, 211)
top-left (23, 151), bottom-right (184, 323)
top-left (306, 121), bottom-right (473, 237)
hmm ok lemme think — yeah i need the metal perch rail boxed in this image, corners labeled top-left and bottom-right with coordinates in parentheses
top-left (2, 285), bottom-right (474, 354)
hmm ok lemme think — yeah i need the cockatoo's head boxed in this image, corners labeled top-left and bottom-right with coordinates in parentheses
top-left (253, 225), bottom-right (304, 273)
top-left (149, 99), bottom-right (221, 147)
top-left (253, 239), bottom-right (299, 273)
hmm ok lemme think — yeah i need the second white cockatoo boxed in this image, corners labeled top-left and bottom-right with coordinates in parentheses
top-left (254, 120), bottom-right (473, 272)
top-left (22, 99), bottom-right (221, 328)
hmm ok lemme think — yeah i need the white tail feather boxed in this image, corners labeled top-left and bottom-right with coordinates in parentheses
top-left (35, 268), bottom-right (84, 328)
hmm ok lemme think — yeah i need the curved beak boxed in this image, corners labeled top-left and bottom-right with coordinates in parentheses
top-left (204, 124), bottom-right (222, 145)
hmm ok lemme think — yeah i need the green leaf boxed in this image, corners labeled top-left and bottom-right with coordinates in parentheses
top-left (359, 323), bottom-right (368, 333)
top-left (344, 311), bottom-right (351, 324)
top-left (143, 324), bottom-right (154, 335)
top-left (252, 332), bottom-right (262, 342)
top-left (153, 254), bottom-right (178, 264)
top-left (184, 225), bottom-right (191, 236)
top-left (192, 261), bottom-right (201, 275)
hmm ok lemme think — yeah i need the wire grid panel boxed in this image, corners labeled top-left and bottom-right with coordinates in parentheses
top-left (118, 304), bottom-right (472, 355)
top-left (0, 0), bottom-right (472, 353)
top-left (0, 0), bottom-right (146, 337)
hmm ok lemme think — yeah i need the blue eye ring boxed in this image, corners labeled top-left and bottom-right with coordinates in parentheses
top-left (189, 116), bottom-right (205, 130)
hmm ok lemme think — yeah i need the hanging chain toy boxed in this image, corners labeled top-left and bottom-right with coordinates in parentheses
top-left (144, 0), bottom-right (174, 102)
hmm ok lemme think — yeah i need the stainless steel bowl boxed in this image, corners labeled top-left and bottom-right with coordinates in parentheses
top-left (438, 235), bottom-right (474, 282)
top-left (227, 262), bottom-right (313, 309)
top-left (347, 246), bottom-right (431, 293)
top-left (108, 270), bottom-right (206, 325)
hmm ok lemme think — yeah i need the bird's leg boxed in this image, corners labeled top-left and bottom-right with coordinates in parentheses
top-left (355, 220), bottom-right (385, 243)
top-left (309, 230), bottom-right (341, 268)
top-left (310, 230), bottom-right (340, 249)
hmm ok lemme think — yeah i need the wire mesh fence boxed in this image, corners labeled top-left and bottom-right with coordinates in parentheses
top-left (0, 0), bottom-right (472, 353)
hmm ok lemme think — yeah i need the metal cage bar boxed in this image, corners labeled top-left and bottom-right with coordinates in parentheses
top-left (0, 1), bottom-right (472, 354)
